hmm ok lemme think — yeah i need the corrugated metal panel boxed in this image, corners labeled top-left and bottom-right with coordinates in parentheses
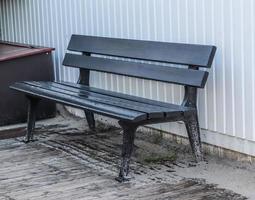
top-left (1, 0), bottom-right (255, 156)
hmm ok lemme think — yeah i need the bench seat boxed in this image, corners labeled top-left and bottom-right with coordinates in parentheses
top-left (11, 81), bottom-right (194, 122)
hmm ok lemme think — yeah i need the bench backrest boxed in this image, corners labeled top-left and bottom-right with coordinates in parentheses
top-left (63, 35), bottom-right (216, 88)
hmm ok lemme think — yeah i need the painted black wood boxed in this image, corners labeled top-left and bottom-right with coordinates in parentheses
top-left (22, 81), bottom-right (190, 119)
top-left (63, 53), bottom-right (209, 88)
top-left (10, 35), bottom-right (217, 183)
top-left (10, 82), bottom-right (147, 122)
top-left (58, 81), bottom-right (194, 114)
top-left (68, 35), bottom-right (216, 68)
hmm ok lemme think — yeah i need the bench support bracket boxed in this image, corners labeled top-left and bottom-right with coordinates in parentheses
top-left (84, 111), bottom-right (95, 130)
top-left (78, 52), bottom-right (95, 130)
top-left (116, 121), bottom-right (138, 182)
top-left (182, 66), bottom-right (203, 162)
top-left (24, 96), bottom-right (39, 143)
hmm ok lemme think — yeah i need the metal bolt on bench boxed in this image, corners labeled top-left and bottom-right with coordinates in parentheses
top-left (10, 35), bottom-right (216, 182)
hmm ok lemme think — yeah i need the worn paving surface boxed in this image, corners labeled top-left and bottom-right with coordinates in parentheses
top-left (0, 116), bottom-right (251, 200)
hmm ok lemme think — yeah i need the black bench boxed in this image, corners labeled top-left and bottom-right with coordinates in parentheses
top-left (10, 35), bottom-right (216, 182)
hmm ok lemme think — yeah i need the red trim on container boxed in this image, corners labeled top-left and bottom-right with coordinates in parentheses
top-left (0, 41), bottom-right (55, 62)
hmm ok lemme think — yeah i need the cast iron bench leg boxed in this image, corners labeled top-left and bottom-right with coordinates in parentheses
top-left (78, 59), bottom-right (96, 131)
top-left (184, 114), bottom-right (203, 162)
top-left (24, 97), bottom-right (38, 143)
top-left (116, 121), bottom-right (138, 182)
top-left (84, 111), bottom-right (95, 130)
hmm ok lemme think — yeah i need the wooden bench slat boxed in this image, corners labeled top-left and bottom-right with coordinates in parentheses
top-left (10, 82), bottom-right (147, 122)
top-left (50, 82), bottom-right (178, 112)
top-left (57, 81), bottom-right (194, 117)
top-left (24, 81), bottom-right (168, 119)
top-left (37, 82), bottom-right (169, 117)
top-left (63, 54), bottom-right (209, 88)
top-left (68, 35), bottom-right (216, 68)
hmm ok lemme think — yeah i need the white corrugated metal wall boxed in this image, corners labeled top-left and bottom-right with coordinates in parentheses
top-left (1, 0), bottom-right (255, 156)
